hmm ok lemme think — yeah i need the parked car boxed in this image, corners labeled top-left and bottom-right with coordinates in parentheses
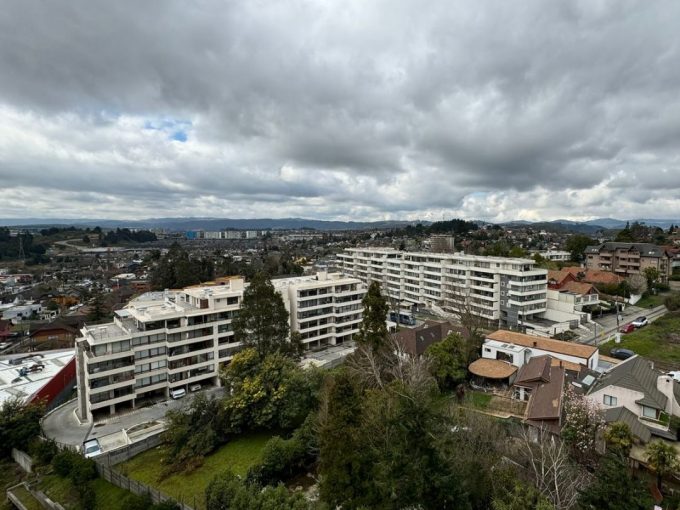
top-left (82, 439), bottom-right (102, 458)
top-left (189, 383), bottom-right (202, 392)
top-left (620, 323), bottom-right (636, 334)
top-left (610, 348), bottom-right (635, 360)
top-left (170, 388), bottom-right (186, 399)
top-left (631, 316), bottom-right (648, 328)
top-left (666, 371), bottom-right (680, 383)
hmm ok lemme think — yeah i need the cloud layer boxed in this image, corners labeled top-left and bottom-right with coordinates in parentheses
top-left (1, 0), bottom-right (679, 222)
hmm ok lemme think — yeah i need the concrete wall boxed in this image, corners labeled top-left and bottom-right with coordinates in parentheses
top-left (11, 449), bottom-right (32, 473)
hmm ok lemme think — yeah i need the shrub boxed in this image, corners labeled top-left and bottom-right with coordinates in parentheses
top-left (29, 438), bottom-right (59, 466)
top-left (665, 294), bottom-right (680, 311)
top-left (51, 449), bottom-right (78, 477)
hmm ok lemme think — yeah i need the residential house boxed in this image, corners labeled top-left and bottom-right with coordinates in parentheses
top-left (585, 356), bottom-right (680, 440)
top-left (30, 318), bottom-right (84, 349)
top-left (391, 320), bottom-right (464, 357)
top-left (513, 355), bottom-right (566, 433)
top-left (480, 329), bottom-right (598, 371)
top-left (584, 242), bottom-right (672, 282)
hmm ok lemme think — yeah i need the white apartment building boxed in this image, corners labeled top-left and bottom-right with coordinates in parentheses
top-left (538, 250), bottom-right (571, 262)
top-left (273, 272), bottom-right (366, 350)
top-left (75, 279), bottom-right (245, 422)
top-left (337, 247), bottom-right (548, 329)
top-left (75, 273), bottom-right (365, 422)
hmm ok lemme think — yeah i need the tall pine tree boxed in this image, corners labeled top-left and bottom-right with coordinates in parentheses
top-left (232, 272), bottom-right (291, 358)
top-left (355, 281), bottom-right (389, 351)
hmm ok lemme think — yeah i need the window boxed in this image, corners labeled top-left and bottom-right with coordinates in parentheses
top-left (603, 395), bottom-right (617, 406)
top-left (642, 406), bottom-right (657, 419)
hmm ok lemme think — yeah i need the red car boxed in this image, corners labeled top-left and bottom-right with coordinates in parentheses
top-left (620, 323), bottom-right (636, 334)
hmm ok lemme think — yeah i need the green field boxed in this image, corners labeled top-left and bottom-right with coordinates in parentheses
top-left (600, 311), bottom-right (680, 365)
top-left (9, 485), bottom-right (42, 510)
top-left (38, 474), bottom-right (133, 510)
top-left (466, 391), bottom-right (492, 409)
top-left (119, 432), bottom-right (272, 509)
top-left (635, 291), bottom-right (673, 309)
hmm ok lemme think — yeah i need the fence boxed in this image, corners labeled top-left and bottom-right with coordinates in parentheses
top-left (96, 463), bottom-right (194, 510)
top-left (11, 448), bottom-right (33, 473)
top-left (95, 431), bottom-right (164, 466)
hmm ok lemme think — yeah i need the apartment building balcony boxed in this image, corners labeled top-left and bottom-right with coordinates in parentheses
top-left (169, 366), bottom-right (216, 386)
top-left (134, 380), bottom-right (168, 396)
top-left (168, 356), bottom-right (215, 375)
top-left (507, 297), bottom-right (547, 307)
top-left (89, 372), bottom-right (135, 393)
top-left (87, 356), bottom-right (135, 377)
top-left (90, 387), bottom-right (135, 410)
top-left (508, 287), bottom-right (546, 297)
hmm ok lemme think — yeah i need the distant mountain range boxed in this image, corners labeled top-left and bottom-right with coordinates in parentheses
top-left (0, 217), bottom-right (421, 231)
top-left (1, 216), bottom-right (678, 232)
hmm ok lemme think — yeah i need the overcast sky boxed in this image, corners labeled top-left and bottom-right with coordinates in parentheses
top-left (1, 1), bottom-right (679, 223)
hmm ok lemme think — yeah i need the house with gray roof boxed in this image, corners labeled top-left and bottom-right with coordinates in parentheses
top-left (584, 242), bottom-right (671, 282)
top-left (586, 356), bottom-right (680, 440)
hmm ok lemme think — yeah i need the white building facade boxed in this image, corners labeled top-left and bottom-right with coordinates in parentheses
top-left (337, 248), bottom-right (548, 328)
top-left (274, 272), bottom-right (366, 350)
top-left (76, 272), bottom-right (366, 422)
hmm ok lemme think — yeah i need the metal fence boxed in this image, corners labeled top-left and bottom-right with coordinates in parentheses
top-left (96, 463), bottom-right (194, 510)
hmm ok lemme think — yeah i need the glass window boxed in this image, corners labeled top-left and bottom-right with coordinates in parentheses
top-left (642, 406), bottom-right (657, 418)
top-left (603, 395), bottom-right (617, 406)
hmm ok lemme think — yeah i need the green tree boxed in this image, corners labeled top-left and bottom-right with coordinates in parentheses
top-left (232, 272), bottom-right (291, 358)
top-left (565, 235), bottom-right (595, 263)
top-left (492, 482), bottom-right (554, 510)
top-left (221, 349), bottom-right (323, 432)
top-left (603, 422), bottom-right (634, 457)
top-left (162, 393), bottom-right (225, 472)
top-left (206, 471), bottom-right (311, 510)
top-left (0, 399), bottom-right (44, 458)
top-left (645, 440), bottom-right (679, 494)
top-left (643, 267), bottom-right (660, 291)
top-left (425, 332), bottom-right (470, 391)
top-left (578, 452), bottom-right (653, 510)
top-left (508, 246), bottom-right (527, 258)
top-left (87, 285), bottom-right (108, 323)
top-left (317, 371), bottom-right (367, 508)
top-left (354, 281), bottom-right (389, 351)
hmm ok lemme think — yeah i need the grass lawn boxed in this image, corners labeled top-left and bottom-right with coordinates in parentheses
top-left (38, 474), bottom-right (133, 510)
top-left (600, 311), bottom-right (680, 365)
top-left (465, 391), bottom-right (492, 409)
top-left (119, 432), bottom-right (272, 510)
top-left (635, 291), bottom-right (673, 309)
top-left (0, 461), bottom-right (28, 510)
top-left (10, 485), bottom-right (42, 510)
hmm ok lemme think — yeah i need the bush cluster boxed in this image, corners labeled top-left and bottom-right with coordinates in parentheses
top-left (51, 449), bottom-right (98, 510)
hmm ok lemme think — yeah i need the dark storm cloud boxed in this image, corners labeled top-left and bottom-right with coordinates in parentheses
top-left (1, 0), bottom-right (680, 221)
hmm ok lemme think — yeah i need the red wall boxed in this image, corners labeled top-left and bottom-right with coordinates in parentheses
top-left (30, 357), bottom-right (76, 406)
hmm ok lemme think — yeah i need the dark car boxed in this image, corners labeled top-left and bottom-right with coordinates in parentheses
top-left (610, 348), bottom-right (635, 360)
top-left (620, 323), bottom-right (636, 334)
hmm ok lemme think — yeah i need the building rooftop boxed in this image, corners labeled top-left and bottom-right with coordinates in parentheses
top-left (469, 358), bottom-right (518, 379)
top-left (588, 356), bottom-right (668, 410)
top-left (486, 330), bottom-right (597, 360)
top-left (0, 350), bottom-right (74, 405)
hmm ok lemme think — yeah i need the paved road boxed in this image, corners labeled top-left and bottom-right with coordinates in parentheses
top-left (43, 386), bottom-right (225, 448)
top-left (582, 304), bottom-right (667, 346)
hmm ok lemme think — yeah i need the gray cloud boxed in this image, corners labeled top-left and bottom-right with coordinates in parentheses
top-left (1, 0), bottom-right (680, 222)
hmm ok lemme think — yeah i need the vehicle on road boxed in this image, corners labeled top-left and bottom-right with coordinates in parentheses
top-left (666, 371), bottom-right (680, 383)
top-left (82, 439), bottom-right (102, 458)
top-left (631, 316), bottom-right (648, 328)
top-left (610, 348), bottom-right (636, 360)
top-left (620, 323), bottom-right (636, 334)
top-left (170, 388), bottom-right (186, 399)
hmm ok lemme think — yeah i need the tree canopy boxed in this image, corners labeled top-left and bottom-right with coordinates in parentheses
top-left (232, 272), bottom-right (294, 358)
top-left (354, 281), bottom-right (389, 351)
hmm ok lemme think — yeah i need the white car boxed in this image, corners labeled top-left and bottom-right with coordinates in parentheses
top-left (82, 439), bottom-right (102, 458)
top-left (631, 316), bottom-right (648, 328)
top-left (667, 371), bottom-right (680, 383)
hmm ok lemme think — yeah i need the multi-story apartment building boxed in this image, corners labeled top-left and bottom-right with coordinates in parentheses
top-left (75, 272), bottom-right (366, 422)
top-left (584, 242), bottom-right (672, 282)
top-left (336, 248), bottom-right (548, 328)
top-left (75, 278), bottom-right (245, 422)
top-left (273, 272), bottom-right (366, 350)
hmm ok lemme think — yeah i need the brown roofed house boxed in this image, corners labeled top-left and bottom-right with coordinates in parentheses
top-left (391, 320), bottom-right (464, 357)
